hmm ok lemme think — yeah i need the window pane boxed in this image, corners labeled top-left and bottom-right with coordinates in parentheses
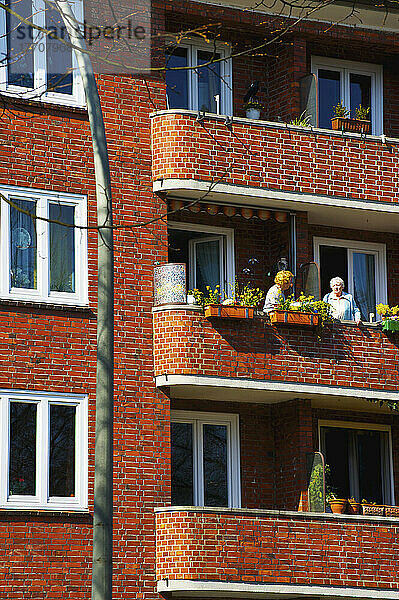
top-left (49, 203), bottom-right (75, 292)
top-left (196, 239), bottom-right (220, 293)
top-left (171, 422), bottom-right (193, 505)
top-left (165, 48), bottom-right (188, 109)
top-left (350, 73), bottom-right (371, 120)
top-left (322, 427), bottom-right (350, 500)
top-left (46, 6), bottom-right (73, 94)
top-left (197, 50), bottom-right (221, 113)
top-left (9, 402), bottom-right (37, 496)
top-left (10, 198), bottom-right (37, 289)
top-left (319, 245), bottom-right (348, 298)
top-left (6, 0), bottom-right (34, 88)
top-left (203, 424), bottom-right (228, 507)
top-left (353, 252), bottom-right (376, 321)
top-left (357, 430), bottom-right (383, 504)
top-left (49, 404), bottom-right (76, 497)
top-left (318, 69), bottom-right (340, 129)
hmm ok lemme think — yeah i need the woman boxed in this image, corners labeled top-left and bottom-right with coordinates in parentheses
top-left (263, 270), bottom-right (293, 313)
top-left (323, 277), bottom-right (361, 324)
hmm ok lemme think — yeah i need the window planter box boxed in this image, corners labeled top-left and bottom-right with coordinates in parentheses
top-left (205, 305), bottom-right (254, 319)
top-left (362, 503), bottom-right (385, 516)
top-left (384, 506), bottom-right (399, 517)
top-left (270, 310), bottom-right (319, 327)
top-left (331, 117), bottom-right (371, 134)
top-left (382, 318), bottom-right (399, 333)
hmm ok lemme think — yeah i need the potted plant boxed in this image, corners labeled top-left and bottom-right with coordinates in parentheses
top-left (361, 500), bottom-right (385, 516)
top-left (331, 101), bottom-right (371, 134)
top-left (289, 110), bottom-right (312, 127)
top-left (376, 303), bottom-right (399, 332)
top-left (384, 505), bottom-right (399, 517)
top-left (269, 293), bottom-right (334, 329)
top-left (244, 100), bottom-right (263, 120)
top-left (190, 284), bottom-right (265, 320)
top-left (347, 497), bottom-right (361, 514)
top-left (327, 494), bottom-right (347, 514)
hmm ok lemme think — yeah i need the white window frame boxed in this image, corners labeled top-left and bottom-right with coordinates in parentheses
top-left (0, 389), bottom-right (88, 510)
top-left (0, 0), bottom-right (85, 107)
top-left (171, 410), bottom-right (241, 508)
top-left (168, 221), bottom-right (235, 299)
top-left (0, 185), bottom-right (88, 305)
top-left (166, 40), bottom-right (233, 115)
top-left (319, 419), bottom-right (394, 505)
top-left (313, 236), bottom-right (387, 320)
top-left (311, 56), bottom-right (383, 135)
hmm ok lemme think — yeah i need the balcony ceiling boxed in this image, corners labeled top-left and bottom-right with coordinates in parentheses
top-left (155, 179), bottom-right (399, 233)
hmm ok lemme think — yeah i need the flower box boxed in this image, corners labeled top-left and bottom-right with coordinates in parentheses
top-left (205, 305), bottom-right (255, 319)
top-left (269, 310), bottom-right (319, 327)
top-left (382, 318), bottom-right (399, 332)
top-left (384, 505), bottom-right (399, 517)
top-left (362, 503), bottom-right (385, 516)
top-left (331, 117), bottom-right (371, 134)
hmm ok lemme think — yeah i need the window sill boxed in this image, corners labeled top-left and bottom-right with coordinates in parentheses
top-left (0, 297), bottom-right (94, 315)
top-left (0, 508), bottom-right (91, 519)
top-left (0, 93), bottom-right (88, 118)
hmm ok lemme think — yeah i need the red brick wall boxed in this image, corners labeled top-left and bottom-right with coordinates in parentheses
top-left (152, 113), bottom-right (399, 204)
top-left (153, 309), bottom-right (399, 393)
top-left (0, 75), bottom-right (170, 599)
top-left (156, 508), bottom-right (399, 589)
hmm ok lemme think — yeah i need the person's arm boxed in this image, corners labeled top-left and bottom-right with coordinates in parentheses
top-left (351, 296), bottom-right (361, 324)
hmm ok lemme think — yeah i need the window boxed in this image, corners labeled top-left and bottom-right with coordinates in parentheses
top-left (314, 237), bottom-right (387, 321)
top-left (165, 41), bottom-right (232, 114)
top-left (0, 186), bottom-right (88, 305)
top-left (320, 421), bottom-right (394, 505)
top-left (168, 222), bottom-right (235, 297)
top-left (0, 389), bottom-right (88, 510)
top-left (0, 0), bottom-right (84, 106)
top-left (311, 57), bottom-right (383, 134)
top-left (171, 411), bottom-right (240, 508)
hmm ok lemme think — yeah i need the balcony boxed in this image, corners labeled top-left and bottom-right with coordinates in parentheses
top-left (155, 507), bottom-right (399, 599)
top-left (153, 306), bottom-right (399, 406)
top-left (151, 110), bottom-right (399, 233)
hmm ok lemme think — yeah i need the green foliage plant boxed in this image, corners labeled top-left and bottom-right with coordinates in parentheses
top-left (290, 110), bottom-right (312, 127)
top-left (189, 282), bottom-right (265, 310)
top-left (355, 105), bottom-right (370, 120)
top-left (275, 292), bottom-right (334, 331)
top-left (244, 100), bottom-right (264, 110)
top-left (332, 101), bottom-right (349, 118)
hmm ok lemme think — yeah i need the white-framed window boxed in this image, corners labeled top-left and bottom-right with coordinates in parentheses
top-left (168, 222), bottom-right (235, 298)
top-left (171, 410), bottom-right (241, 508)
top-left (0, 185), bottom-right (88, 305)
top-left (311, 57), bottom-right (383, 135)
top-left (314, 237), bottom-right (387, 321)
top-left (0, 389), bottom-right (88, 510)
top-left (165, 40), bottom-right (232, 115)
top-left (319, 420), bottom-right (394, 505)
top-left (0, 0), bottom-right (85, 107)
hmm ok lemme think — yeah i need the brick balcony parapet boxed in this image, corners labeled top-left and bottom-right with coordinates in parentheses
top-left (153, 308), bottom-right (399, 395)
top-left (155, 508), bottom-right (399, 589)
top-left (151, 110), bottom-right (399, 205)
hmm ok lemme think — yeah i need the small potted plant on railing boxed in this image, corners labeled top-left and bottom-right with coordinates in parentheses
top-left (331, 101), bottom-right (371, 134)
top-left (244, 100), bottom-right (263, 120)
top-left (327, 493), bottom-right (347, 514)
top-left (361, 500), bottom-right (385, 516)
top-left (376, 303), bottom-right (399, 332)
top-left (190, 284), bottom-right (265, 320)
top-left (269, 293), bottom-right (333, 329)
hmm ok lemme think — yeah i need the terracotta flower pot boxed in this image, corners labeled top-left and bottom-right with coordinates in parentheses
top-left (328, 499), bottom-right (347, 514)
top-left (347, 500), bottom-right (361, 515)
top-left (205, 305), bottom-right (254, 319)
top-left (270, 310), bottom-right (319, 327)
top-left (331, 117), bottom-right (371, 134)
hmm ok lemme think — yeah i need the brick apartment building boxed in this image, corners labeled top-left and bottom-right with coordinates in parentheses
top-left (1, 0), bottom-right (399, 598)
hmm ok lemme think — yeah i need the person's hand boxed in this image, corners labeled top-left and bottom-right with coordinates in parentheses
top-left (355, 316), bottom-right (361, 325)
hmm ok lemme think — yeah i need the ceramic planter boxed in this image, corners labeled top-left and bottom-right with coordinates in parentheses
top-left (246, 108), bottom-right (261, 120)
top-left (362, 504), bottom-right (385, 516)
top-left (384, 505), bottom-right (399, 517)
top-left (205, 305), bottom-right (255, 319)
top-left (270, 310), bottom-right (319, 327)
top-left (331, 117), bottom-right (371, 134)
top-left (347, 500), bottom-right (361, 515)
top-left (328, 499), bottom-right (347, 514)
